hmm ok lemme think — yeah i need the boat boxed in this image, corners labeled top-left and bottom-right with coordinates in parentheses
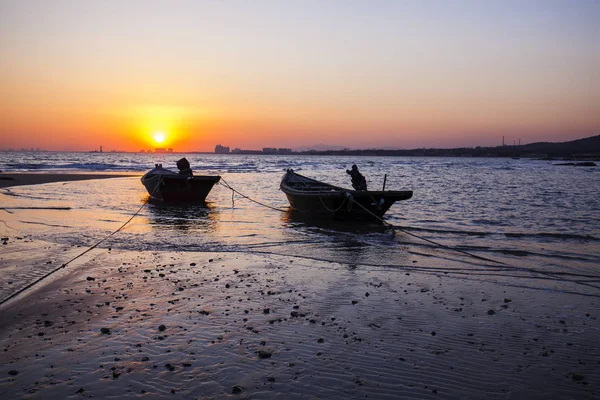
top-left (280, 169), bottom-right (412, 220)
top-left (141, 164), bottom-right (220, 203)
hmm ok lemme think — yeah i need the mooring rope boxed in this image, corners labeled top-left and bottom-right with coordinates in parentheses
top-left (344, 193), bottom-right (515, 266)
top-left (216, 178), bottom-right (600, 290)
top-left (219, 177), bottom-right (288, 212)
top-left (0, 175), bottom-right (163, 308)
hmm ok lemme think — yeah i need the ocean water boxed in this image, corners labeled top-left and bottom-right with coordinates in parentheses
top-left (1, 152), bottom-right (599, 301)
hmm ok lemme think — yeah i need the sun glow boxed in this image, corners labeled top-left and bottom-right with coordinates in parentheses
top-left (153, 131), bottom-right (166, 144)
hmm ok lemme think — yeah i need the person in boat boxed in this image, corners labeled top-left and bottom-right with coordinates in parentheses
top-left (176, 157), bottom-right (193, 176)
top-left (346, 164), bottom-right (367, 191)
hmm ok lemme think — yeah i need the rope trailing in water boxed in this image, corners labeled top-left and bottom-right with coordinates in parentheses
top-left (344, 193), bottom-right (600, 290)
top-left (219, 177), bottom-right (288, 212)
top-left (344, 193), bottom-right (509, 266)
top-left (0, 175), bottom-right (163, 308)
top-left (217, 177), bottom-right (513, 267)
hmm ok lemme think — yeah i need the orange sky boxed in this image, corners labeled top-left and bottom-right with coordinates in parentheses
top-left (0, 1), bottom-right (598, 152)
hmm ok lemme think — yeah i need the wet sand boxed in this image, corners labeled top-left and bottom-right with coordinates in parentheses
top-left (0, 173), bottom-right (140, 189)
top-left (1, 173), bottom-right (599, 398)
top-left (0, 239), bottom-right (599, 399)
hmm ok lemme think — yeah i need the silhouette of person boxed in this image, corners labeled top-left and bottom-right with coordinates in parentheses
top-left (346, 164), bottom-right (367, 191)
top-left (176, 157), bottom-right (193, 176)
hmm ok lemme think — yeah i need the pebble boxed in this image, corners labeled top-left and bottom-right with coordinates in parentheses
top-left (159, 324), bottom-right (166, 332)
top-left (100, 327), bottom-right (111, 335)
top-left (232, 385), bottom-right (243, 394)
top-left (258, 350), bottom-right (272, 359)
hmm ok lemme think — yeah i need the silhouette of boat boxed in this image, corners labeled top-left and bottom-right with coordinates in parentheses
top-left (141, 164), bottom-right (220, 202)
top-left (280, 169), bottom-right (412, 220)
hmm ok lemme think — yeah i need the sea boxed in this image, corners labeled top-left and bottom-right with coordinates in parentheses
top-left (1, 152), bottom-right (599, 301)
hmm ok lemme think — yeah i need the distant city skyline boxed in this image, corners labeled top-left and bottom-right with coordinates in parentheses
top-left (1, 1), bottom-right (598, 152)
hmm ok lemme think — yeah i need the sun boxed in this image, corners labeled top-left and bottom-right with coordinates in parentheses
top-left (153, 131), bottom-right (166, 144)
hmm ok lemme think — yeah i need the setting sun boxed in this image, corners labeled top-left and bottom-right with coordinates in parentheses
top-left (153, 131), bottom-right (166, 144)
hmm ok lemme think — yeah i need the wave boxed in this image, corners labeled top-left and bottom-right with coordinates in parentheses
top-left (504, 232), bottom-right (598, 241)
top-left (393, 226), bottom-right (598, 242)
top-left (4, 162), bottom-right (146, 171)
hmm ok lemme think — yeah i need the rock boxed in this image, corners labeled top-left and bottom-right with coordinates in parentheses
top-left (100, 327), bottom-right (111, 335)
top-left (258, 350), bottom-right (272, 359)
top-left (75, 388), bottom-right (85, 394)
top-left (487, 310), bottom-right (496, 315)
top-left (504, 298), bottom-right (512, 303)
top-left (317, 338), bottom-right (324, 343)
top-left (165, 363), bottom-right (175, 371)
top-left (263, 308), bottom-right (270, 314)
top-left (571, 373), bottom-right (584, 381)
top-left (8, 370), bottom-right (18, 376)
top-left (352, 300), bottom-right (358, 305)
top-left (232, 385), bottom-right (243, 394)
top-left (86, 277), bottom-right (95, 281)
top-left (158, 324), bottom-right (166, 332)
top-left (431, 331), bottom-right (436, 336)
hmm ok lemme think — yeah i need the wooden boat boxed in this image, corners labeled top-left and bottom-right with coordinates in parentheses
top-left (280, 169), bottom-right (412, 220)
top-left (141, 164), bottom-right (220, 203)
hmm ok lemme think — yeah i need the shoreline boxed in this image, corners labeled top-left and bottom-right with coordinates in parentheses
top-left (0, 172), bottom-right (141, 189)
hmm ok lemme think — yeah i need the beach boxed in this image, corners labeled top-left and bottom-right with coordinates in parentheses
top-left (1, 169), bottom-right (600, 399)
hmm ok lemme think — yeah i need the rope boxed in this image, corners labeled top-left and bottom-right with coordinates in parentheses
top-left (345, 194), bottom-right (510, 266)
top-left (0, 175), bottom-right (163, 308)
top-left (216, 176), bottom-right (514, 268)
top-left (219, 177), bottom-right (288, 212)
top-left (318, 191), bottom-right (349, 213)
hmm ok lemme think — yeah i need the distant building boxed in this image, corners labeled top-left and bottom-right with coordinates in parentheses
top-left (262, 147), bottom-right (293, 155)
top-left (168, 148), bottom-right (173, 153)
top-left (155, 148), bottom-right (166, 153)
top-left (215, 144), bottom-right (230, 154)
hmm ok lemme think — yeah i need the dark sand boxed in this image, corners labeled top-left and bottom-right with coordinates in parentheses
top-left (1, 175), bottom-right (599, 398)
top-left (0, 173), bottom-right (140, 189)
top-left (0, 241), bottom-right (598, 399)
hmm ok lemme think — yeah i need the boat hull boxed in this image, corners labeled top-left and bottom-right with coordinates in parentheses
top-left (141, 167), bottom-right (220, 203)
top-left (280, 169), bottom-right (412, 220)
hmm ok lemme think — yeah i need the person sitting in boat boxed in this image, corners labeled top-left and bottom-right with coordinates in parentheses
top-left (346, 164), bottom-right (367, 191)
top-left (176, 157), bottom-right (193, 176)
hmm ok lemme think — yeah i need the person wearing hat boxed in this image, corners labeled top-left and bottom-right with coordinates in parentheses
top-left (176, 157), bottom-right (193, 176)
top-left (346, 164), bottom-right (367, 191)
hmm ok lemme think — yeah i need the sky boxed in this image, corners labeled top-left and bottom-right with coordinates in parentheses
top-left (0, 0), bottom-right (599, 152)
